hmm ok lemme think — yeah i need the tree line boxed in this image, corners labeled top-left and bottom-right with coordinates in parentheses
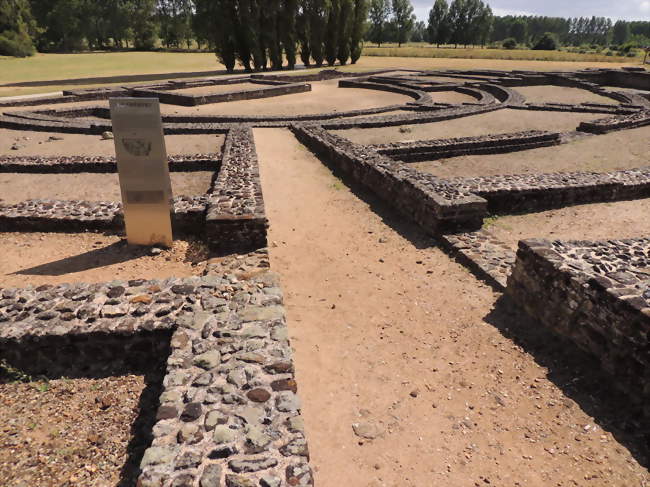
top-left (195, 0), bottom-right (367, 72)
top-left (1, 0), bottom-right (649, 59)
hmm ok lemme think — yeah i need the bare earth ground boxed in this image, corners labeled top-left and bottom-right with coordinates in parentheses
top-left (173, 82), bottom-right (260, 95)
top-left (334, 109), bottom-right (600, 145)
top-left (0, 375), bottom-right (146, 487)
top-left (428, 90), bottom-right (478, 104)
top-left (514, 86), bottom-right (618, 105)
top-left (487, 198), bottom-right (650, 248)
top-left (157, 80), bottom-right (411, 116)
top-left (346, 110), bottom-right (407, 120)
top-left (254, 128), bottom-right (649, 487)
top-left (412, 125), bottom-right (650, 178)
top-left (412, 76), bottom-right (491, 83)
top-left (0, 171), bottom-right (213, 204)
top-left (0, 129), bottom-right (225, 157)
top-left (0, 233), bottom-right (208, 288)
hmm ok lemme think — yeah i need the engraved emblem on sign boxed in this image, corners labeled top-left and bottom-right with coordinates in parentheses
top-left (122, 138), bottom-right (153, 156)
top-left (126, 190), bottom-right (165, 204)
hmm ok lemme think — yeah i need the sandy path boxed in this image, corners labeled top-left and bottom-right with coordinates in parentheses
top-left (334, 109), bottom-right (599, 145)
top-left (0, 129), bottom-right (225, 157)
top-left (254, 128), bottom-right (649, 487)
top-left (413, 125), bottom-right (650, 177)
top-left (0, 172), bottom-right (213, 204)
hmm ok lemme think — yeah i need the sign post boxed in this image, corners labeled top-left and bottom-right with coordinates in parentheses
top-left (109, 98), bottom-right (173, 248)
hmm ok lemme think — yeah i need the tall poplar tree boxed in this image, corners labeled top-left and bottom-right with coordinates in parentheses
top-left (350, 0), bottom-right (367, 63)
top-left (297, 0), bottom-right (311, 66)
top-left (336, 0), bottom-right (353, 65)
top-left (309, 0), bottom-right (328, 66)
top-left (325, 0), bottom-right (339, 65)
top-left (282, 0), bottom-right (299, 69)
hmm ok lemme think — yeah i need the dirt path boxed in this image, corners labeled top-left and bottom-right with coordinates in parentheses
top-left (254, 128), bottom-right (649, 487)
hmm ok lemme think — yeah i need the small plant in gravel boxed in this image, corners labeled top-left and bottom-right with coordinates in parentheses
top-left (0, 359), bottom-right (35, 383)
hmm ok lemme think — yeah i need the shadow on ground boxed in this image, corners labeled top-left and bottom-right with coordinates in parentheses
top-left (12, 241), bottom-right (146, 276)
top-left (485, 295), bottom-right (650, 468)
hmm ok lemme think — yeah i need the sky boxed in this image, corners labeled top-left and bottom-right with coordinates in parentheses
top-left (411, 0), bottom-right (650, 22)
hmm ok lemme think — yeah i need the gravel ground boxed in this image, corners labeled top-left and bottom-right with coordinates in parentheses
top-left (0, 374), bottom-right (156, 487)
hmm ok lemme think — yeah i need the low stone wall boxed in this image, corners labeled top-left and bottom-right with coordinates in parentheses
top-left (130, 83), bottom-right (311, 107)
top-left (291, 123), bottom-right (487, 234)
top-left (506, 238), bottom-right (650, 418)
top-left (0, 196), bottom-right (208, 234)
top-left (206, 127), bottom-right (268, 253)
top-left (251, 68), bottom-right (398, 83)
top-left (0, 153), bottom-right (221, 173)
top-left (338, 78), bottom-right (432, 104)
top-left (320, 103), bottom-right (501, 130)
top-left (575, 68), bottom-right (650, 92)
top-left (519, 103), bottom-right (634, 115)
top-left (445, 167), bottom-right (650, 214)
top-left (370, 130), bottom-right (561, 162)
top-left (438, 230), bottom-right (515, 289)
top-left (0, 271), bottom-right (314, 486)
top-left (578, 110), bottom-right (650, 134)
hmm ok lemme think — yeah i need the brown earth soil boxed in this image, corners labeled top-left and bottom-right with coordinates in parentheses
top-left (345, 109), bottom-right (408, 120)
top-left (412, 125), bottom-right (650, 178)
top-left (428, 90), bottom-right (478, 103)
top-left (157, 79), bottom-right (412, 117)
top-left (0, 375), bottom-right (146, 487)
top-left (411, 75), bottom-right (490, 83)
top-left (0, 233), bottom-right (208, 288)
top-left (254, 127), bottom-right (649, 487)
top-left (0, 129), bottom-right (225, 157)
top-left (514, 86), bottom-right (618, 105)
top-left (333, 109), bottom-right (599, 145)
top-left (0, 171), bottom-right (213, 204)
top-left (173, 82), bottom-right (261, 95)
top-left (486, 198), bottom-right (650, 248)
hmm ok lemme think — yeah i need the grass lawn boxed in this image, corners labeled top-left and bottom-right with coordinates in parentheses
top-left (0, 49), bottom-right (644, 98)
top-left (0, 51), bottom-right (222, 97)
top-left (363, 45), bottom-right (643, 64)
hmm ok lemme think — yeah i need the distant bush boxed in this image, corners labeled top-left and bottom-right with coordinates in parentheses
top-left (620, 42), bottom-right (634, 53)
top-left (532, 33), bottom-right (558, 50)
top-left (0, 29), bottom-right (35, 57)
top-left (502, 38), bottom-right (517, 50)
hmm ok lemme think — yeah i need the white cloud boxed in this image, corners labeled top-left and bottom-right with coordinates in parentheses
top-left (410, 0), bottom-right (650, 21)
top-left (492, 7), bottom-right (536, 16)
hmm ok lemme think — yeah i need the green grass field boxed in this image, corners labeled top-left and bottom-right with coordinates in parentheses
top-left (0, 51), bottom-right (222, 97)
top-left (363, 45), bottom-right (643, 64)
top-left (0, 47), bottom-right (644, 98)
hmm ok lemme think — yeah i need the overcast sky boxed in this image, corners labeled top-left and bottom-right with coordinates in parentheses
top-left (411, 0), bottom-right (650, 22)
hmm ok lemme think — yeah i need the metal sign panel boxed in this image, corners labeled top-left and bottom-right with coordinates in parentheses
top-left (109, 98), bottom-right (173, 248)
